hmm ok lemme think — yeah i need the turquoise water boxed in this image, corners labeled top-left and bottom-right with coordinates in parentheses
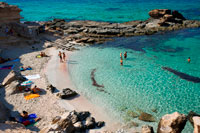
top-left (69, 28), bottom-right (200, 132)
top-left (4, 0), bottom-right (200, 22)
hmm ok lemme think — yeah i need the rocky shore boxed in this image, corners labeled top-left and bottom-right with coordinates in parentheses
top-left (1, 2), bottom-right (200, 133)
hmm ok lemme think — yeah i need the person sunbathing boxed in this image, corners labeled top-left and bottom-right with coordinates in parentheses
top-left (31, 85), bottom-right (42, 94)
top-left (40, 52), bottom-right (48, 57)
top-left (20, 66), bottom-right (32, 71)
top-left (19, 111), bottom-right (41, 126)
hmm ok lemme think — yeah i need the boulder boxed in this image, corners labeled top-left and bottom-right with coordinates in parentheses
top-left (57, 88), bottom-right (78, 99)
top-left (73, 121), bottom-right (84, 131)
top-left (96, 121), bottom-right (105, 128)
top-left (77, 111), bottom-right (90, 121)
top-left (149, 9), bottom-right (171, 19)
top-left (187, 111), bottom-right (200, 127)
top-left (85, 117), bottom-right (96, 129)
top-left (5, 80), bottom-right (20, 95)
top-left (157, 112), bottom-right (187, 133)
top-left (2, 70), bottom-right (25, 86)
top-left (172, 10), bottom-right (186, 20)
top-left (67, 111), bottom-right (79, 124)
top-left (0, 101), bottom-right (10, 123)
top-left (193, 116), bottom-right (200, 133)
top-left (139, 112), bottom-right (156, 122)
top-left (141, 125), bottom-right (154, 133)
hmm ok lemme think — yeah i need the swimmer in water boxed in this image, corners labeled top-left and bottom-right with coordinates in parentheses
top-left (187, 57), bottom-right (191, 63)
top-left (120, 59), bottom-right (123, 66)
top-left (120, 52), bottom-right (123, 59)
top-left (124, 51), bottom-right (127, 59)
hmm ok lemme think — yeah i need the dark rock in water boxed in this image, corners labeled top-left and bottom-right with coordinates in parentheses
top-left (172, 10), bottom-right (186, 20)
top-left (149, 9), bottom-right (171, 19)
top-left (57, 88), bottom-right (78, 99)
top-left (91, 69), bottom-right (104, 88)
top-left (162, 67), bottom-right (200, 83)
top-left (85, 117), bottom-right (96, 129)
top-left (141, 125), bottom-right (154, 133)
top-left (96, 121), bottom-right (105, 128)
top-left (157, 112), bottom-right (187, 133)
top-left (77, 111), bottom-right (91, 121)
top-left (187, 111), bottom-right (200, 127)
top-left (139, 112), bottom-right (156, 122)
top-left (51, 116), bottom-right (61, 124)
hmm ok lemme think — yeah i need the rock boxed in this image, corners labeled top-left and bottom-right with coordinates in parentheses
top-left (5, 80), bottom-right (20, 95)
top-left (141, 125), bottom-right (154, 133)
top-left (77, 111), bottom-right (90, 121)
top-left (163, 14), bottom-right (174, 22)
top-left (0, 2), bottom-right (22, 24)
top-left (193, 116), bottom-right (200, 133)
top-left (46, 84), bottom-right (56, 93)
top-left (149, 9), bottom-right (171, 19)
top-left (52, 116), bottom-right (61, 124)
top-left (0, 101), bottom-right (10, 123)
top-left (67, 111), bottom-right (79, 124)
top-left (2, 70), bottom-right (25, 86)
top-left (157, 112), bottom-right (187, 133)
top-left (44, 41), bottom-right (54, 48)
top-left (85, 117), bottom-right (96, 129)
top-left (127, 110), bottom-right (139, 118)
top-left (187, 111), bottom-right (200, 127)
top-left (57, 88), bottom-right (78, 99)
top-left (139, 112), bottom-right (156, 122)
top-left (73, 121), bottom-right (84, 131)
top-left (96, 121), bottom-right (105, 128)
top-left (0, 122), bottom-right (32, 133)
top-left (172, 10), bottom-right (186, 20)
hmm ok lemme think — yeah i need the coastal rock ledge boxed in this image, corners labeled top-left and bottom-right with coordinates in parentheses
top-left (44, 9), bottom-right (200, 48)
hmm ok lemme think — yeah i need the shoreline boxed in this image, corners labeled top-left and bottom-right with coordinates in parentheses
top-left (46, 47), bottom-right (124, 132)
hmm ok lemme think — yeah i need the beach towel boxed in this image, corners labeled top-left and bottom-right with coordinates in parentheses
top-left (36, 55), bottom-right (42, 58)
top-left (21, 80), bottom-right (34, 86)
top-left (25, 74), bottom-right (40, 80)
top-left (24, 93), bottom-right (40, 100)
top-left (0, 65), bottom-right (14, 70)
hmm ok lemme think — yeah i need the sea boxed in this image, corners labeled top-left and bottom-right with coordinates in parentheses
top-left (5, 0), bottom-right (200, 132)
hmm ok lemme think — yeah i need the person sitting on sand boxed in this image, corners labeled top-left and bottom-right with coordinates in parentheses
top-left (120, 59), bottom-right (123, 66)
top-left (62, 52), bottom-right (66, 62)
top-left (19, 111), bottom-right (41, 126)
top-left (31, 85), bottom-right (42, 94)
top-left (58, 51), bottom-right (62, 62)
top-left (40, 52), bottom-right (47, 57)
top-left (124, 51), bottom-right (127, 59)
top-left (187, 57), bottom-right (191, 63)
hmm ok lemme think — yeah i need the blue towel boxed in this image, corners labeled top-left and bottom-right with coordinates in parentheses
top-left (19, 113), bottom-right (37, 123)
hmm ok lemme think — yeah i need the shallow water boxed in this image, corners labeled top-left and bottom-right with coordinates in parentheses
top-left (69, 28), bottom-right (200, 132)
top-left (5, 0), bottom-right (200, 22)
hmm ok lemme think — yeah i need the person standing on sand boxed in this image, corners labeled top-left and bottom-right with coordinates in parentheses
top-left (62, 52), bottom-right (66, 62)
top-left (187, 57), bottom-right (191, 63)
top-left (58, 51), bottom-right (62, 62)
top-left (124, 51), bottom-right (127, 59)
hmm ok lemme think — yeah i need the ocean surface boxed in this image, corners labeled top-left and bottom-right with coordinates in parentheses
top-left (69, 28), bottom-right (200, 132)
top-left (5, 0), bottom-right (200, 132)
top-left (4, 0), bottom-right (200, 22)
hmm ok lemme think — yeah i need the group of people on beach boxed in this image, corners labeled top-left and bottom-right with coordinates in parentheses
top-left (120, 51), bottom-right (127, 66)
top-left (58, 51), bottom-right (66, 62)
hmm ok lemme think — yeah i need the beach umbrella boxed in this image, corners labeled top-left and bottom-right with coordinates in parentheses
top-left (21, 80), bottom-right (34, 86)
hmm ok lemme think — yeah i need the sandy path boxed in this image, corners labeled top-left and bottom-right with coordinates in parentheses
top-left (46, 48), bottom-right (121, 132)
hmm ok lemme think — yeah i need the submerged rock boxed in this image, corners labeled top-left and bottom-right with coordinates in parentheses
top-left (139, 112), bottom-right (156, 122)
top-left (187, 111), bottom-right (200, 127)
top-left (157, 112), bottom-right (187, 133)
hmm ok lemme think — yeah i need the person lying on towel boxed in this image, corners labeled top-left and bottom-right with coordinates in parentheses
top-left (31, 85), bottom-right (42, 94)
top-left (19, 111), bottom-right (41, 126)
top-left (20, 66), bottom-right (32, 71)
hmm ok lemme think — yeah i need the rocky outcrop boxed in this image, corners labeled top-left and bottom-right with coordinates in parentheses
top-left (193, 116), bottom-right (200, 133)
top-left (187, 111), bottom-right (200, 127)
top-left (2, 70), bottom-right (25, 86)
top-left (0, 2), bottom-right (22, 25)
top-left (44, 9), bottom-right (200, 48)
top-left (0, 101), bottom-right (10, 123)
top-left (56, 88), bottom-right (78, 99)
top-left (141, 125), bottom-right (154, 133)
top-left (157, 112), bottom-right (187, 133)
